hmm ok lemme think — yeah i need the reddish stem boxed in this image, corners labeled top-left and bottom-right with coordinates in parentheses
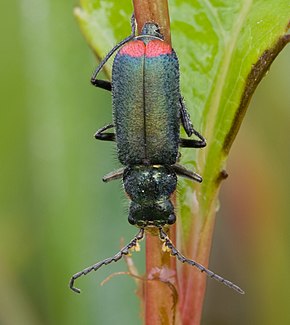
top-left (132, 3), bottom-right (176, 324)
top-left (132, 1), bottom-right (213, 324)
top-left (145, 232), bottom-right (176, 324)
top-left (133, 0), bottom-right (171, 44)
top-left (179, 207), bottom-right (216, 324)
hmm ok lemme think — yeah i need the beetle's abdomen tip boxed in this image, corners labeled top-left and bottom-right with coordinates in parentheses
top-left (146, 40), bottom-right (172, 57)
top-left (119, 40), bottom-right (172, 58)
top-left (119, 40), bottom-right (145, 57)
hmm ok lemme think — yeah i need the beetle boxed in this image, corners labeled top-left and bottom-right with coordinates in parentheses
top-left (69, 15), bottom-right (244, 294)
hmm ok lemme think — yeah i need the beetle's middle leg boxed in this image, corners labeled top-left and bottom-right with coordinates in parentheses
top-left (179, 97), bottom-right (206, 148)
top-left (95, 124), bottom-right (115, 142)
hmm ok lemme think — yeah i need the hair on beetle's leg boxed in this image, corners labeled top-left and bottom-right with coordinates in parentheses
top-left (69, 228), bottom-right (145, 293)
top-left (158, 228), bottom-right (245, 294)
top-left (94, 124), bottom-right (116, 142)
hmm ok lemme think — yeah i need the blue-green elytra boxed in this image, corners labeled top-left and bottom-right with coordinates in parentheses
top-left (69, 15), bottom-right (244, 295)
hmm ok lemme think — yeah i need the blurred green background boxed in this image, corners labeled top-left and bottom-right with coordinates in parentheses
top-left (0, 1), bottom-right (289, 324)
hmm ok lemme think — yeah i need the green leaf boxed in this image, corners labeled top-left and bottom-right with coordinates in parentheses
top-left (75, 0), bottom-right (290, 322)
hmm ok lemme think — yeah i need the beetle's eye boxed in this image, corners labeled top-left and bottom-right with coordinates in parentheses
top-left (168, 214), bottom-right (176, 225)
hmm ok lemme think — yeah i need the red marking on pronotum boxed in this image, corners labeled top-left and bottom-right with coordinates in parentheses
top-left (120, 40), bottom-right (145, 57)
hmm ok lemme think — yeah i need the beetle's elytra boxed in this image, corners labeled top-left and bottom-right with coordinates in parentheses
top-left (69, 15), bottom-right (244, 295)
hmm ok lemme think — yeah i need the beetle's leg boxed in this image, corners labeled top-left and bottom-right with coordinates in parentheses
top-left (179, 97), bottom-right (206, 148)
top-left (95, 125), bottom-right (123, 181)
top-left (94, 124), bottom-right (115, 142)
top-left (102, 168), bottom-right (125, 182)
top-left (158, 228), bottom-right (245, 294)
top-left (91, 80), bottom-right (112, 91)
top-left (179, 97), bottom-right (194, 136)
top-left (172, 163), bottom-right (202, 183)
top-left (69, 228), bottom-right (144, 294)
top-left (179, 136), bottom-right (206, 148)
top-left (91, 14), bottom-right (136, 89)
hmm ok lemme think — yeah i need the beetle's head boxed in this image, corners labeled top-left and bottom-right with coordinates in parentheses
top-left (128, 200), bottom-right (176, 227)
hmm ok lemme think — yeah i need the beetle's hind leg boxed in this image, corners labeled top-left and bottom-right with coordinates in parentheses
top-left (91, 80), bottom-right (112, 91)
top-left (90, 14), bottom-right (136, 89)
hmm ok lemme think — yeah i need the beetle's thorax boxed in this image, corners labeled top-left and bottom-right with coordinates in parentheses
top-left (123, 165), bottom-right (177, 227)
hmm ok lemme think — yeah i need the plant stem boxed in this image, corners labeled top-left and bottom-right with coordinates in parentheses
top-left (133, 0), bottom-right (171, 43)
top-left (132, 1), bottom-right (180, 324)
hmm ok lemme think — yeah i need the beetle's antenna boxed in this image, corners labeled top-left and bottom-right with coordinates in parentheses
top-left (159, 228), bottom-right (245, 294)
top-left (69, 228), bottom-right (144, 293)
top-left (91, 13), bottom-right (136, 83)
